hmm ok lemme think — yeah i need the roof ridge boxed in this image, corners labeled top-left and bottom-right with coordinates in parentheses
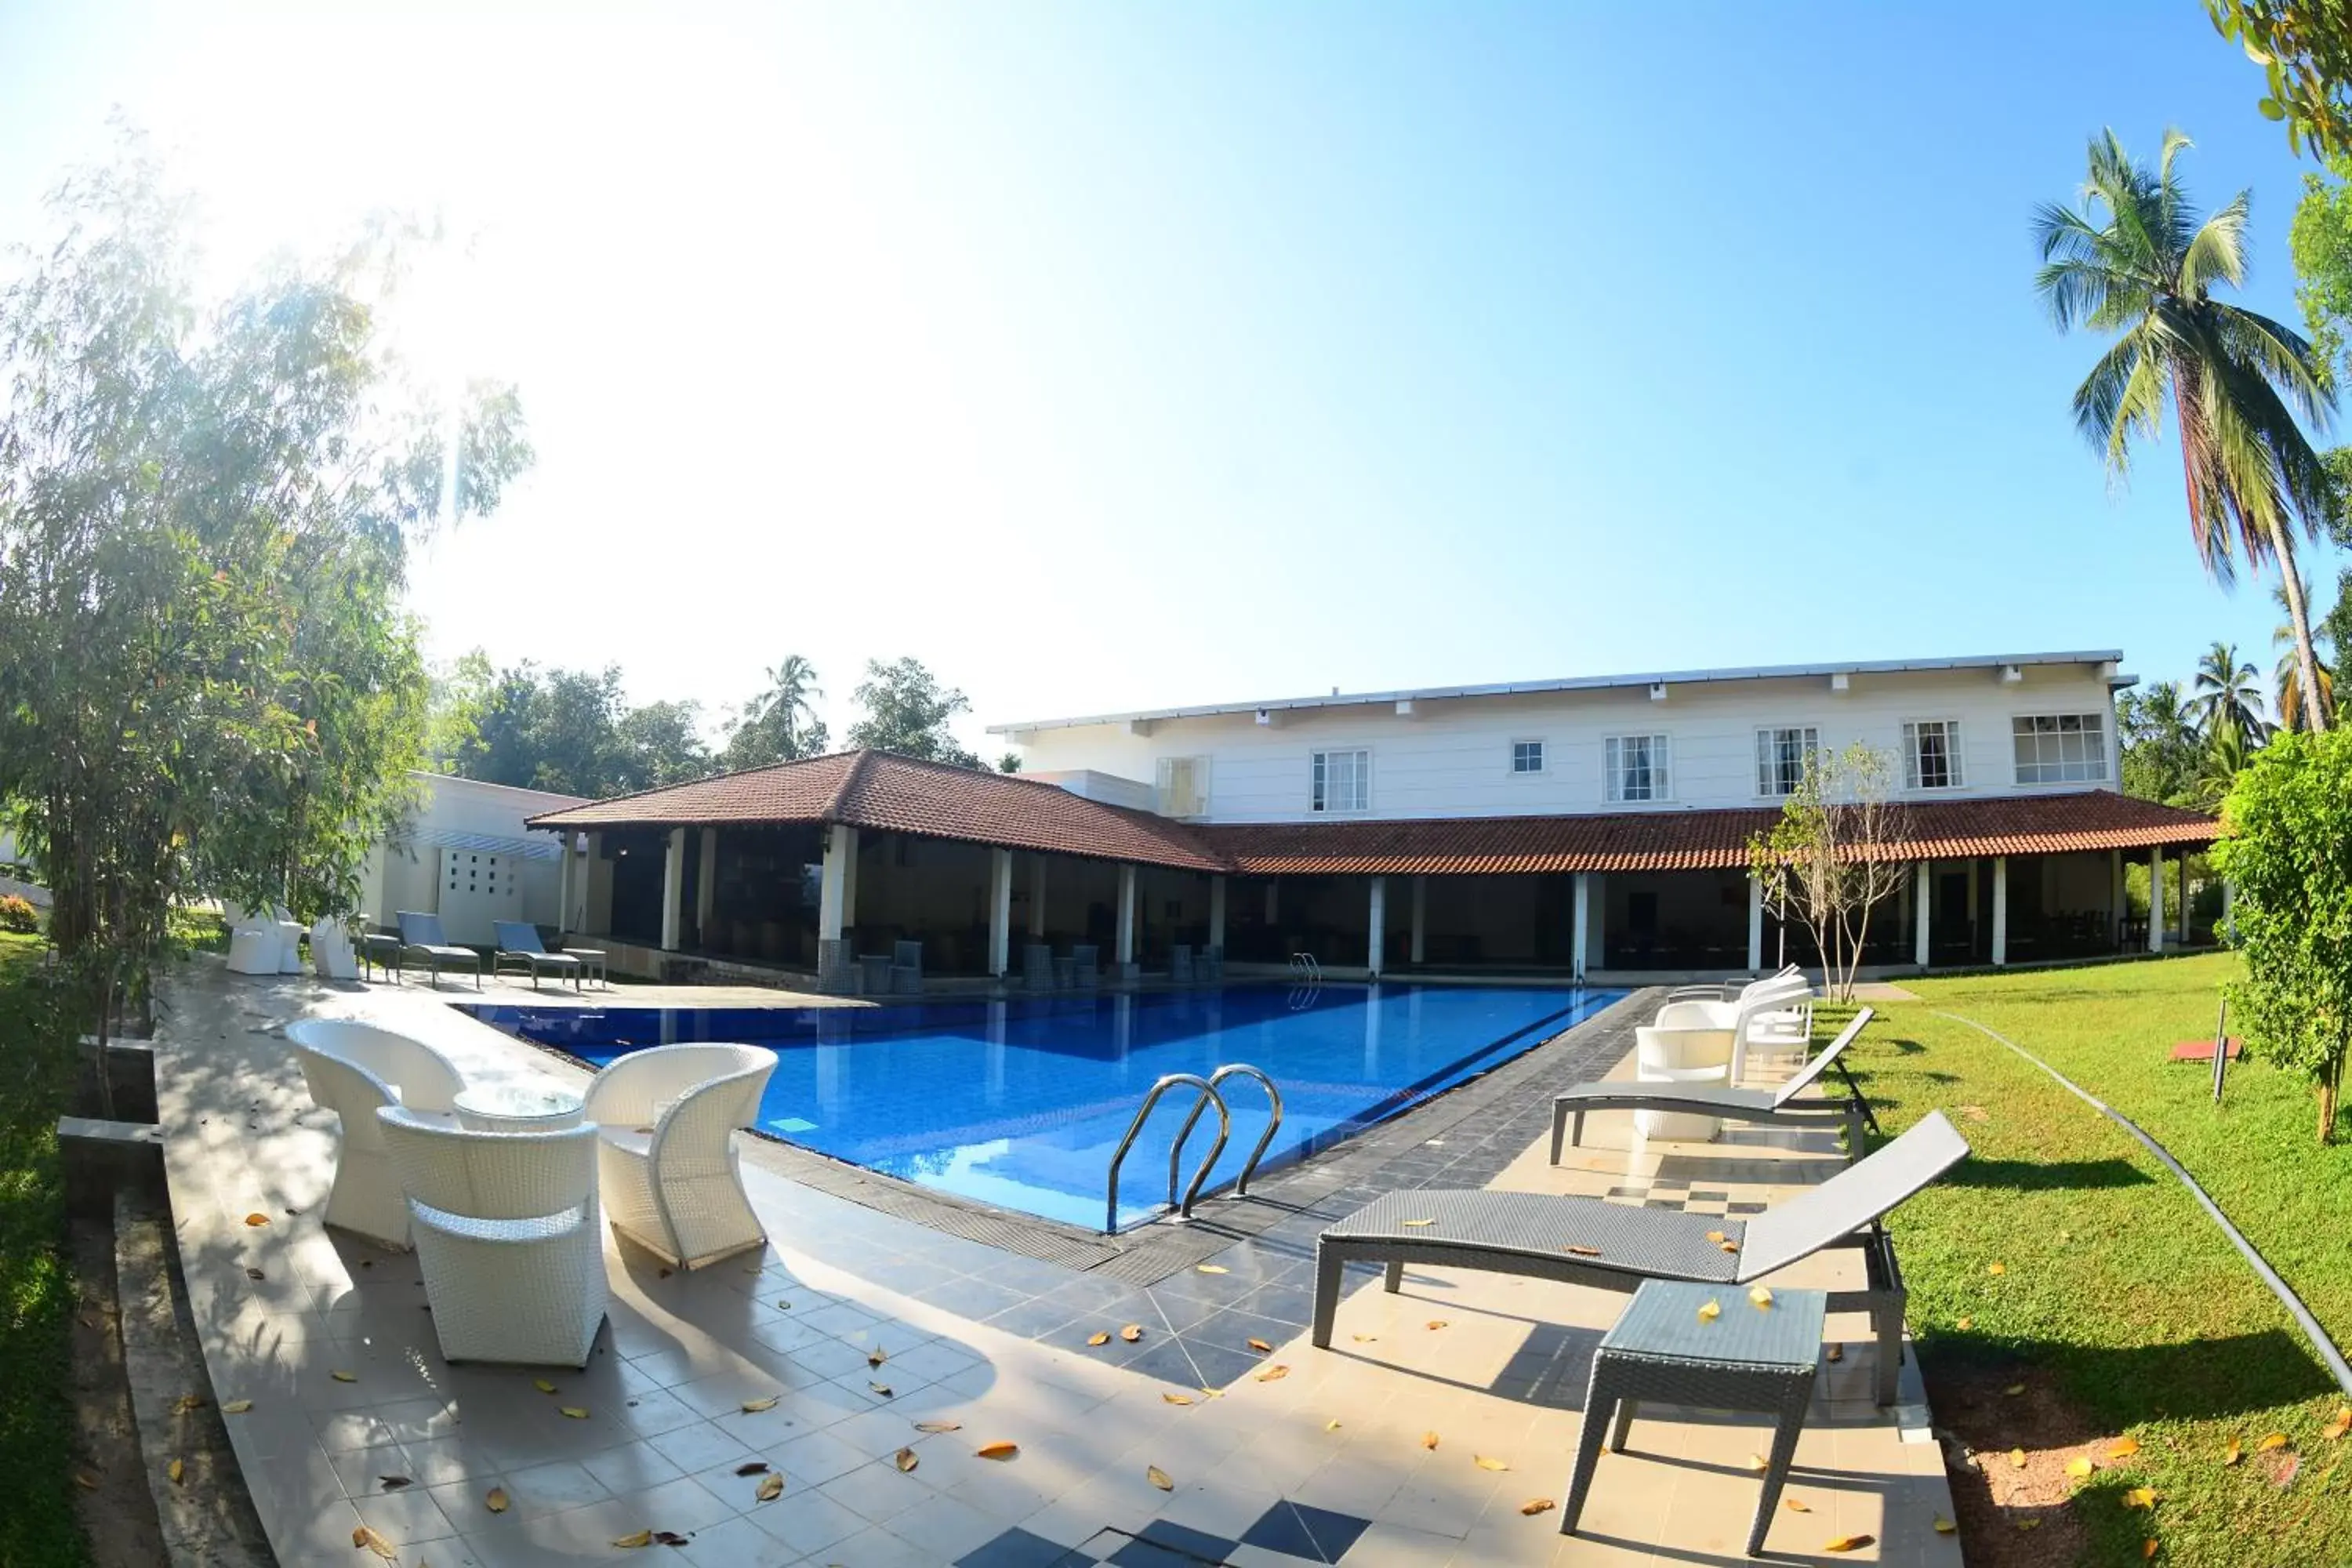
top-left (822, 748), bottom-right (876, 821)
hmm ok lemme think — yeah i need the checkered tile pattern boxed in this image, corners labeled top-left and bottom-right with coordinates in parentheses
top-left (1602, 1178), bottom-right (1769, 1218)
top-left (957, 1504), bottom-right (1374, 1566)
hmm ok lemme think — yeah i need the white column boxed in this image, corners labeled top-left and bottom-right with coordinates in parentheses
top-left (1367, 877), bottom-right (1387, 978)
top-left (1207, 875), bottom-right (1226, 952)
top-left (661, 826), bottom-right (686, 951)
top-left (1745, 874), bottom-right (1765, 973)
top-left (1410, 875), bottom-right (1427, 965)
top-left (1029, 855), bottom-right (1048, 938)
top-left (1116, 863), bottom-right (1138, 971)
top-left (557, 832), bottom-right (575, 936)
top-left (818, 822), bottom-right (855, 941)
top-left (1571, 872), bottom-right (1591, 983)
top-left (1913, 861), bottom-right (1932, 968)
top-left (2148, 848), bottom-right (2166, 953)
top-left (695, 827), bottom-right (717, 937)
top-left (1990, 855), bottom-right (2009, 967)
top-left (2110, 849), bottom-right (2126, 948)
top-left (2178, 852), bottom-right (2192, 945)
top-left (988, 847), bottom-right (1014, 978)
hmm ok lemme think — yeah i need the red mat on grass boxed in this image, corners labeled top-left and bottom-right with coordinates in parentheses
top-left (2169, 1038), bottom-right (2241, 1062)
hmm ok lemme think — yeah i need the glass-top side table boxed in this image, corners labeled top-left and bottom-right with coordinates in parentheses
top-left (453, 1083), bottom-right (586, 1134)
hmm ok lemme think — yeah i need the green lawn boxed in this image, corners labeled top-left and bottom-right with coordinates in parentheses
top-left (1849, 954), bottom-right (2352, 1566)
top-left (0, 932), bottom-right (89, 1566)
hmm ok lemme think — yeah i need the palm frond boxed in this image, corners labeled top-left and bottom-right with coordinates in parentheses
top-left (2179, 190), bottom-right (2251, 296)
top-left (2210, 303), bottom-right (2335, 429)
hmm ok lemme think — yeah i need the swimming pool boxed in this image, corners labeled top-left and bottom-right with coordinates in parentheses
top-left (461, 982), bottom-right (1622, 1231)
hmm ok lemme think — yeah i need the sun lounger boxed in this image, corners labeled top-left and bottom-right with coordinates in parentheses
top-left (1311, 1109), bottom-right (1968, 1403)
top-left (493, 920), bottom-right (584, 990)
top-left (396, 910), bottom-right (483, 989)
top-left (1662, 964), bottom-right (1801, 1004)
top-left (1550, 1007), bottom-right (1878, 1163)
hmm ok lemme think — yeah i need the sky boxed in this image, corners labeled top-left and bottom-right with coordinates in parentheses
top-left (0, 1), bottom-right (2342, 756)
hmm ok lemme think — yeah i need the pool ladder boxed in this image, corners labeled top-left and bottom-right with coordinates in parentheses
top-left (1102, 1063), bottom-right (1286, 1233)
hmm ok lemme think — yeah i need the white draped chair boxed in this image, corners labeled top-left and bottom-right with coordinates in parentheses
top-left (376, 1109), bottom-right (607, 1367)
top-left (582, 1044), bottom-right (779, 1269)
top-left (287, 1018), bottom-right (468, 1248)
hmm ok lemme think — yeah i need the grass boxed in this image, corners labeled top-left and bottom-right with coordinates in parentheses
top-left (0, 931), bottom-right (90, 1566)
top-left (1848, 953), bottom-right (2352, 1566)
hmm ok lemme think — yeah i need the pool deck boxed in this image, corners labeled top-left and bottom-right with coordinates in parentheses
top-left (154, 956), bottom-right (1962, 1566)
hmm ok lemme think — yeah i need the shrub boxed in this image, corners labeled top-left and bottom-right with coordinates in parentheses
top-left (0, 896), bottom-right (38, 935)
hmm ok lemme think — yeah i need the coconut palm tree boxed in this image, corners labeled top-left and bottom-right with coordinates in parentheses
top-left (2192, 720), bottom-right (2252, 812)
top-left (2034, 129), bottom-right (2337, 731)
top-left (2273, 568), bottom-right (2337, 731)
top-left (724, 655), bottom-right (828, 769)
top-left (2192, 640), bottom-right (2268, 744)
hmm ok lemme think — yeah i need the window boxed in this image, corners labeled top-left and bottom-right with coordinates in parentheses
top-left (1511, 739), bottom-right (1545, 775)
top-left (2013, 713), bottom-right (2107, 785)
top-left (1902, 720), bottom-right (1964, 790)
top-left (1310, 748), bottom-right (1370, 813)
top-left (1604, 734), bottom-right (1671, 802)
top-left (1754, 726), bottom-right (1819, 798)
top-left (1155, 755), bottom-right (1212, 816)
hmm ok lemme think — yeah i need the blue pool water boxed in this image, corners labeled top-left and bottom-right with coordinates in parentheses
top-left (461, 982), bottom-right (1621, 1231)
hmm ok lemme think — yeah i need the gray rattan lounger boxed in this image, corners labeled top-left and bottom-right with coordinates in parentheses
top-left (396, 911), bottom-right (483, 990)
top-left (1311, 1110), bottom-right (1969, 1404)
top-left (1549, 1007), bottom-right (1879, 1167)
top-left (492, 920), bottom-right (584, 991)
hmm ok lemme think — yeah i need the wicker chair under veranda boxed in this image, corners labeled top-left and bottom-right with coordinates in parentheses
top-left (583, 1044), bottom-right (779, 1270)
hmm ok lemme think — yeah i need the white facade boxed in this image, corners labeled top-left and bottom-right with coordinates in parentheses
top-left (996, 653), bottom-right (2128, 824)
top-left (357, 773), bottom-right (588, 944)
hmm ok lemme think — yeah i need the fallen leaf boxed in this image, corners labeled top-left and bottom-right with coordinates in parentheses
top-left (1422, 1432), bottom-right (1440, 1450)
top-left (1748, 1286), bottom-right (1773, 1309)
top-left (741, 1396), bottom-right (778, 1414)
top-left (172, 1394), bottom-right (207, 1414)
top-left (486, 1486), bottom-right (510, 1513)
top-left (1148, 1465), bottom-right (1174, 1491)
top-left (245, 1267), bottom-right (265, 1281)
top-left (654, 1532), bottom-right (690, 1547)
top-left (1562, 1243), bottom-right (1602, 1257)
top-left (1163, 1393), bottom-right (1193, 1406)
top-left (1401, 1218), bottom-right (1436, 1227)
top-left (354, 1525), bottom-right (397, 1559)
top-left (379, 1475), bottom-right (412, 1491)
top-left (895, 1447), bottom-right (920, 1472)
top-left (244, 1213), bottom-right (270, 1227)
top-left (2257, 1432), bottom-right (2289, 1452)
top-left (2017, 1519), bottom-right (2044, 1531)
top-left (2005, 1383), bottom-right (2027, 1396)
top-left (2009, 1448), bottom-right (2027, 1469)
top-left (1425, 1320), bottom-right (1448, 1331)
top-left (2144, 1541), bottom-right (2159, 1560)
top-left (167, 1458), bottom-right (184, 1485)
top-left (1196, 1264), bottom-right (1229, 1276)
top-left (1823, 1535), bottom-right (1875, 1554)
top-left (1087, 1332), bottom-right (1111, 1347)
top-left (559, 1406), bottom-right (589, 1420)
top-left (868, 1348), bottom-right (887, 1368)
top-left (735, 1462), bottom-right (770, 1476)
top-left (757, 1472), bottom-right (783, 1503)
top-left (914, 1421), bottom-right (962, 1433)
top-left (1519, 1497), bottom-right (1555, 1516)
top-left (2325, 1407), bottom-right (2352, 1441)
top-left (1351, 1334), bottom-right (1378, 1343)
top-left (1697, 1299), bottom-right (1722, 1323)
top-left (613, 1528), bottom-right (654, 1548)
top-left (1255, 1364), bottom-right (1290, 1382)
top-left (2224, 1438), bottom-right (2243, 1466)
top-left (1748, 1453), bottom-right (1769, 1472)
top-left (73, 1472), bottom-right (98, 1491)
top-left (869, 1383), bottom-right (893, 1398)
top-left (1825, 1345), bottom-right (1844, 1363)
top-left (2111, 1436), bottom-right (2143, 1459)
top-left (1784, 1497), bottom-right (1809, 1512)
top-left (1247, 1338), bottom-right (1274, 1354)
top-left (1120, 1324), bottom-right (1143, 1343)
top-left (532, 1379), bottom-right (557, 1395)
top-left (1706, 1230), bottom-right (1728, 1243)
top-left (2066, 1457), bottom-right (2095, 1480)
top-left (330, 1370), bottom-right (357, 1383)
top-left (1474, 1456), bottom-right (1509, 1472)
top-left (1987, 1261), bottom-right (2006, 1276)
top-left (1325, 1419), bottom-right (1342, 1432)
top-left (776, 1299), bottom-right (791, 1310)
top-left (1957, 1316), bottom-right (1973, 1331)
top-left (1933, 1515), bottom-right (1956, 1534)
top-left (975, 1441), bottom-right (1019, 1461)
top-left (2125, 1486), bottom-right (2160, 1509)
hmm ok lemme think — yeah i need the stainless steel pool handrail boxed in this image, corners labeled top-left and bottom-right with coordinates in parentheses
top-left (1104, 1073), bottom-right (1230, 1233)
top-left (1169, 1062), bottom-right (1285, 1200)
top-left (1289, 952), bottom-right (1322, 982)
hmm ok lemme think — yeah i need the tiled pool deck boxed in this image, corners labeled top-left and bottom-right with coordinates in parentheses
top-left (155, 962), bottom-right (1962, 1566)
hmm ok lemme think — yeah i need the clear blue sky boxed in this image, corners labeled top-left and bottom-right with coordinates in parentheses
top-left (0, 1), bottom-right (2338, 750)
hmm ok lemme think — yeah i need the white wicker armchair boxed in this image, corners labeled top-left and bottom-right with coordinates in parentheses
top-left (582, 1044), bottom-right (778, 1270)
top-left (287, 1018), bottom-right (469, 1248)
top-left (375, 1108), bottom-right (608, 1367)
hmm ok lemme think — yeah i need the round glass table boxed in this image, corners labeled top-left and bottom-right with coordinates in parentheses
top-left (453, 1083), bottom-right (586, 1134)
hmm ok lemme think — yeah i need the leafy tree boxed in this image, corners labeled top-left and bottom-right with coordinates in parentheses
top-left (615, 700), bottom-right (712, 789)
top-left (2118, 680), bottom-right (2203, 804)
top-left (722, 654), bottom-right (829, 771)
top-left (997, 751), bottom-right (1023, 775)
top-left (2208, 0), bottom-right (2352, 162)
top-left (2210, 726), bottom-right (2352, 1142)
top-left (2192, 639), bottom-right (2270, 743)
top-left (434, 659), bottom-right (710, 797)
top-left (2288, 157), bottom-right (2352, 382)
top-left (2035, 130), bottom-right (2338, 730)
top-left (0, 142), bottom-right (530, 1036)
top-left (2273, 568), bottom-right (2338, 728)
top-left (2194, 721), bottom-right (2255, 812)
top-left (1746, 743), bottom-right (1910, 1004)
top-left (847, 658), bottom-right (982, 768)
top-left (426, 648), bottom-right (496, 771)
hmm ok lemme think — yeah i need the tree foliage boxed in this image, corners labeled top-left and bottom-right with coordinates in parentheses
top-left (434, 655), bottom-right (710, 797)
top-left (1746, 743), bottom-right (1910, 1003)
top-left (2210, 726), bottom-right (2352, 1142)
top-left (2209, 0), bottom-right (2352, 162)
top-left (846, 658), bottom-right (982, 768)
top-left (2191, 638), bottom-right (2270, 743)
top-left (721, 655), bottom-right (828, 771)
top-left (2118, 680), bottom-right (2203, 805)
top-left (0, 142), bottom-right (530, 1018)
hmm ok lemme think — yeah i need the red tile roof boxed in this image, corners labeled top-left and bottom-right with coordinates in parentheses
top-left (530, 759), bottom-right (2215, 877)
top-left (526, 750), bottom-right (1229, 873)
top-left (1207, 791), bottom-right (2219, 876)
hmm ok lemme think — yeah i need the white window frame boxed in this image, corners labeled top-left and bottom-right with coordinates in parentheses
top-left (1509, 739), bottom-right (1547, 777)
top-left (1602, 733), bottom-right (1671, 804)
top-left (1309, 747), bottom-right (1370, 814)
top-left (2011, 713), bottom-right (2109, 786)
top-left (1902, 718), bottom-right (1965, 792)
top-left (1754, 725), bottom-right (1820, 799)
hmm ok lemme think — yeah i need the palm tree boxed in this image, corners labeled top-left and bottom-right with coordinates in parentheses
top-left (2192, 640), bottom-right (2267, 744)
top-left (2193, 720), bottom-right (2251, 812)
top-left (2273, 568), bottom-right (2337, 731)
top-left (2034, 129), bottom-right (2337, 731)
top-left (726, 655), bottom-right (828, 769)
